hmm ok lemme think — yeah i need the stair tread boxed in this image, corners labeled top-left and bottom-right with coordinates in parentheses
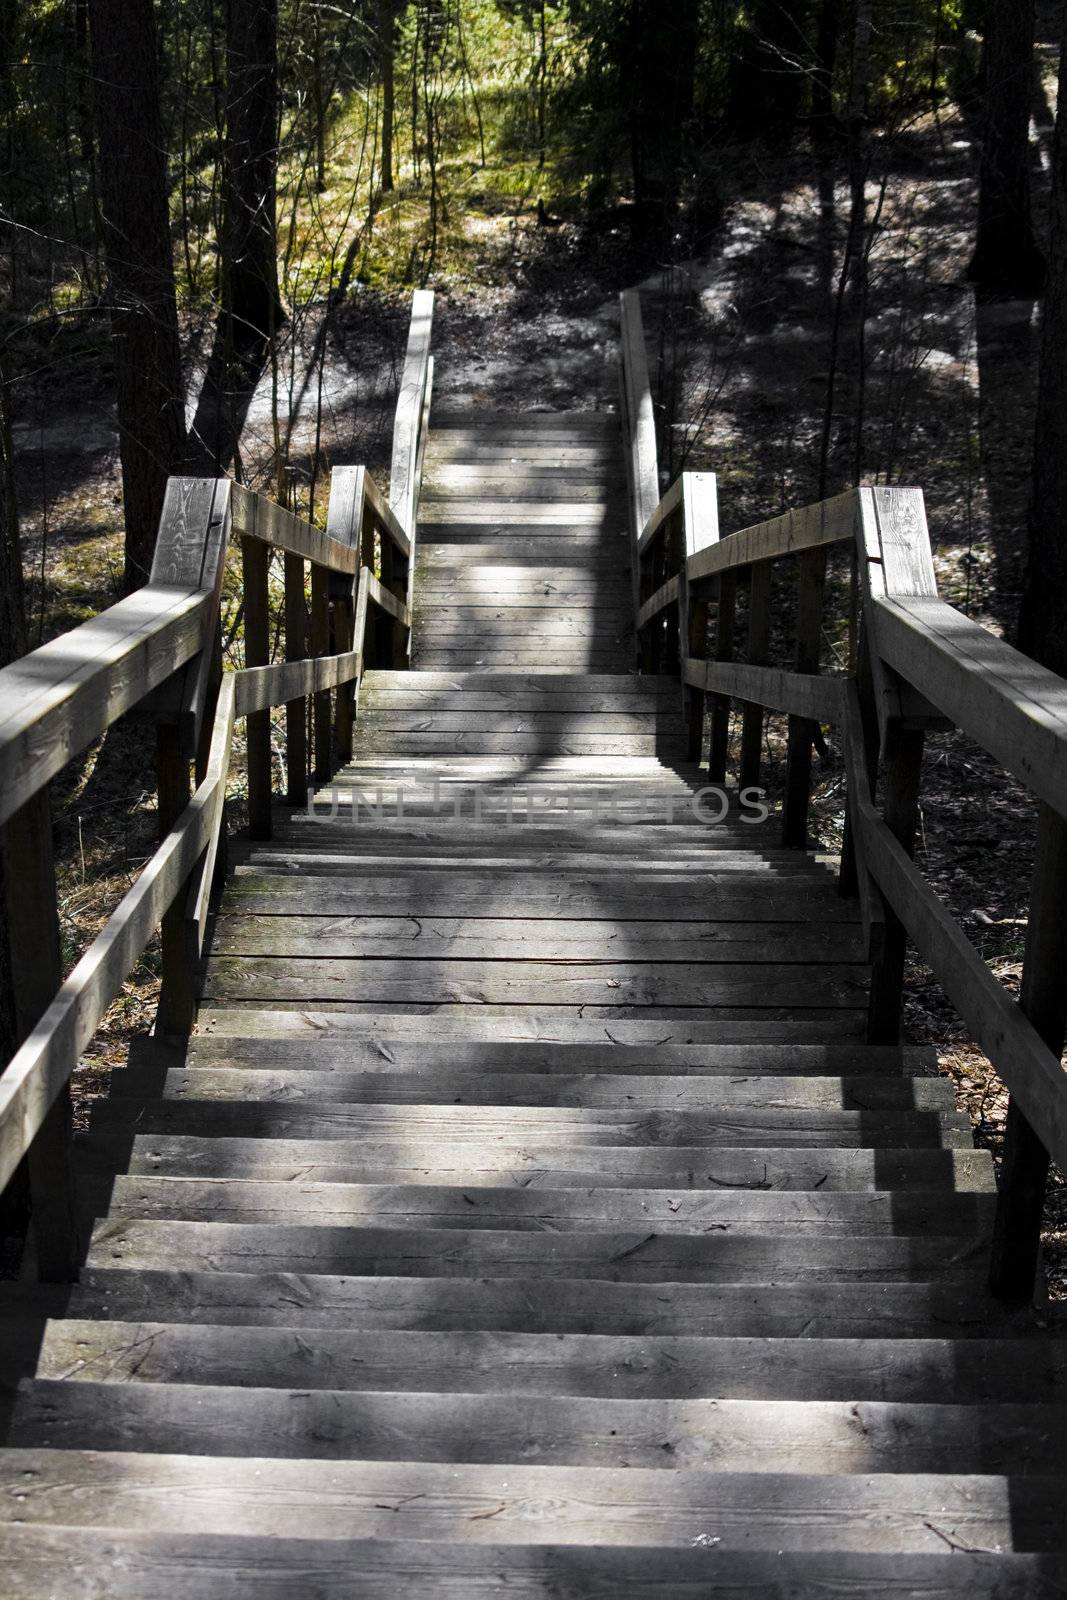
top-left (5, 1529), bottom-right (1067, 1600)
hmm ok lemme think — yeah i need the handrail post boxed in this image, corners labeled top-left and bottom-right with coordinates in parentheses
top-left (707, 573), bottom-right (736, 784)
top-left (989, 803), bottom-right (1067, 1299)
top-left (284, 555), bottom-right (308, 805)
top-left (326, 466), bottom-right (368, 763)
top-left (739, 561), bottom-right (771, 792)
top-left (1, 788), bottom-right (80, 1279)
top-left (680, 474), bottom-right (719, 766)
top-left (310, 563), bottom-right (331, 783)
top-left (853, 486), bottom-right (939, 1035)
top-left (155, 722), bottom-right (197, 1035)
top-left (865, 720), bottom-right (925, 1043)
top-left (242, 531), bottom-right (272, 838)
top-left (389, 288), bottom-right (434, 663)
top-left (151, 478), bottom-right (232, 1030)
top-left (781, 547), bottom-right (826, 844)
top-left (619, 291), bottom-right (660, 667)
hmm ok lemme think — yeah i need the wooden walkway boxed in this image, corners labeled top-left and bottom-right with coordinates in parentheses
top-left (2, 405), bottom-right (1067, 1595)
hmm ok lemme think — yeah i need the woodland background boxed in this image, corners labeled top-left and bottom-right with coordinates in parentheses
top-left (1, 0), bottom-right (1066, 1286)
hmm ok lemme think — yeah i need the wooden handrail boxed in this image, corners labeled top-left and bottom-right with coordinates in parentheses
top-left (231, 480), bottom-right (361, 574)
top-left (0, 671), bottom-right (235, 1195)
top-left (0, 585), bottom-right (211, 829)
top-left (873, 595), bottom-right (1067, 817)
top-left (686, 491), bottom-right (856, 584)
top-left (0, 290), bottom-right (438, 1280)
top-left (619, 288), bottom-right (1067, 1299)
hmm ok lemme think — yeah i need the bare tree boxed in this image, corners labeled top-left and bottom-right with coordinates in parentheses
top-left (87, 0), bottom-right (190, 587)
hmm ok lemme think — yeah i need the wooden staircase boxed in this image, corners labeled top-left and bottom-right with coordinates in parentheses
top-left (2, 409), bottom-right (1067, 1595)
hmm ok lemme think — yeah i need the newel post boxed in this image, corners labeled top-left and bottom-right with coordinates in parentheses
top-left (152, 478), bottom-right (231, 1035)
top-left (853, 486), bottom-right (938, 1044)
top-left (326, 466), bottom-right (367, 765)
top-left (678, 474), bottom-right (719, 766)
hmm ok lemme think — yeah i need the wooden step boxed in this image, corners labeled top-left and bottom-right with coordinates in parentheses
top-left (198, 958), bottom-right (869, 1010)
top-left (8, 1523), bottom-right (1067, 1600)
top-left (140, 1036), bottom-right (933, 1075)
top-left (5, 1451), bottom-right (1066, 1555)
top-left (9, 1380), bottom-right (1067, 1472)
top-left (206, 918), bottom-right (867, 963)
top-left (57, 1268), bottom-right (1044, 1337)
top-left (108, 1066), bottom-right (952, 1112)
top-left (364, 672), bottom-right (668, 691)
top-left (87, 1096), bottom-right (966, 1148)
top-left (75, 1134), bottom-right (994, 1189)
top-left (32, 1322), bottom-right (1065, 1402)
top-left (89, 1175), bottom-right (993, 1235)
top-left (80, 1217), bottom-right (990, 1281)
top-left (6, 1530), bottom-right (1067, 1599)
top-left (187, 1010), bottom-right (869, 1041)
top-left (224, 873), bottom-right (860, 921)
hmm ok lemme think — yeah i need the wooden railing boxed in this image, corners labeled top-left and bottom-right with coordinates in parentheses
top-left (0, 290), bottom-right (434, 1281)
top-left (620, 289), bottom-right (1067, 1301)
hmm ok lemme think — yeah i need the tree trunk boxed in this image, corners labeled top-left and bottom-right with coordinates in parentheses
top-left (729, 0), bottom-right (812, 144)
top-left (380, 0), bottom-right (396, 192)
top-left (1018, 38), bottom-right (1067, 675)
top-left (222, 0), bottom-right (281, 347)
top-left (967, 0), bottom-right (1046, 298)
top-left (812, 0), bottom-right (844, 143)
top-left (0, 359), bottom-right (25, 672)
top-left (627, 0), bottom-right (700, 238)
top-left (88, 0), bottom-right (190, 589)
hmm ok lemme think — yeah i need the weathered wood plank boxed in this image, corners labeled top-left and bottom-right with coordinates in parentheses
top-left (91, 1174), bottom-right (985, 1247)
top-left (89, 1096), bottom-right (962, 1148)
top-left (0, 586), bottom-right (210, 827)
top-left (77, 1132), bottom-right (989, 1189)
top-left (874, 594), bottom-right (1067, 817)
top-left (110, 1066), bottom-right (950, 1113)
top-left (82, 1217), bottom-right (982, 1281)
top-left (16, 1380), bottom-right (1064, 1473)
top-left (235, 650), bottom-right (362, 715)
top-left (8, 1453), bottom-right (1064, 1558)
top-left (9, 1535), bottom-right (1067, 1600)
top-left (174, 1036), bottom-right (928, 1074)
top-left (208, 915), bottom-right (864, 961)
top-left (687, 490), bottom-right (856, 585)
top-left (230, 481), bottom-right (357, 574)
top-left (48, 1321), bottom-right (1060, 1404)
top-left (685, 659), bottom-right (843, 725)
top-left (58, 1266), bottom-right (1015, 1336)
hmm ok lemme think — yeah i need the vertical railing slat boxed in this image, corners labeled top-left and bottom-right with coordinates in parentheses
top-left (242, 533), bottom-right (272, 839)
top-left (739, 561), bottom-right (771, 792)
top-left (284, 554), bottom-right (308, 807)
top-left (781, 547), bottom-right (827, 846)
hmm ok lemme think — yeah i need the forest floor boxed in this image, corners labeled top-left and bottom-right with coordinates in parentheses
top-left (7, 82), bottom-right (1064, 1296)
